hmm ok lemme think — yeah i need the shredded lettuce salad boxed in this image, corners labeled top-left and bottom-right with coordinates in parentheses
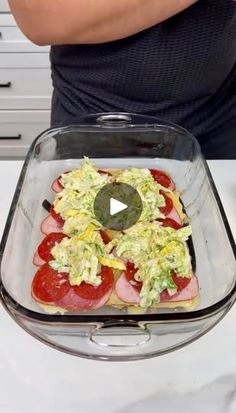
top-left (50, 230), bottom-right (125, 287)
top-left (109, 222), bottom-right (192, 307)
top-left (48, 157), bottom-right (193, 307)
top-left (54, 157), bottom-right (112, 236)
top-left (116, 167), bottom-right (165, 221)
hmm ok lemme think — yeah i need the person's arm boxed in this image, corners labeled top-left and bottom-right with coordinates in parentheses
top-left (8, 0), bottom-right (198, 46)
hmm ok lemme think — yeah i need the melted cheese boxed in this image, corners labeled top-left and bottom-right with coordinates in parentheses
top-left (107, 290), bottom-right (199, 310)
top-left (37, 293), bottom-right (199, 315)
top-left (167, 190), bottom-right (188, 223)
top-left (38, 303), bottom-right (67, 315)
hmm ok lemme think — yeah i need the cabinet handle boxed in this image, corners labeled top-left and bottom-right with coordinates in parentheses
top-left (0, 82), bottom-right (12, 88)
top-left (0, 32), bottom-right (2, 38)
top-left (0, 134), bottom-right (22, 140)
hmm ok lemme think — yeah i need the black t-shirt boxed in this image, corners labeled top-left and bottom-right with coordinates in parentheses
top-left (50, 0), bottom-right (236, 158)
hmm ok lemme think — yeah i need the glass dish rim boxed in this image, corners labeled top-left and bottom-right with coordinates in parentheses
top-left (0, 117), bottom-right (236, 325)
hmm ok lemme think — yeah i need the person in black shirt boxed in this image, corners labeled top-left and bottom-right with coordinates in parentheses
top-left (9, 0), bottom-right (236, 158)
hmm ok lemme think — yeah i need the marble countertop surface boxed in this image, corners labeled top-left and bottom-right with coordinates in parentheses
top-left (0, 160), bottom-right (236, 413)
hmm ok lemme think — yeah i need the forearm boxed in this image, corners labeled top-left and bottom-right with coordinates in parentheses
top-left (8, 0), bottom-right (199, 45)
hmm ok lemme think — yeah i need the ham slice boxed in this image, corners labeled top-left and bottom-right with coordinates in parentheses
top-left (166, 207), bottom-right (182, 226)
top-left (56, 287), bottom-right (112, 311)
top-left (115, 272), bottom-right (140, 304)
top-left (92, 289), bottom-right (113, 309)
top-left (160, 275), bottom-right (198, 302)
top-left (115, 272), bottom-right (198, 305)
top-left (51, 178), bottom-right (63, 193)
top-left (56, 288), bottom-right (97, 311)
top-left (41, 215), bottom-right (63, 235)
top-left (32, 250), bottom-right (46, 267)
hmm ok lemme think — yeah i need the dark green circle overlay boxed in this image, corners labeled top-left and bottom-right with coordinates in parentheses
top-left (94, 183), bottom-right (143, 231)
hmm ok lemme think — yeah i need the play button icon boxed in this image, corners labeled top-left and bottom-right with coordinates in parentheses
top-left (94, 183), bottom-right (142, 231)
top-left (110, 198), bottom-right (128, 216)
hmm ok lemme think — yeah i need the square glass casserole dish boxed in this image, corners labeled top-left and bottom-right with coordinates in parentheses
top-left (0, 113), bottom-right (236, 361)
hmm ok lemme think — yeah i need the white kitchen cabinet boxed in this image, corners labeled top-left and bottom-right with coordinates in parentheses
top-left (0, 4), bottom-right (52, 158)
top-left (0, 110), bottom-right (50, 158)
top-left (0, 54), bottom-right (52, 110)
top-left (0, 66), bottom-right (51, 96)
top-left (0, 95), bottom-right (51, 111)
top-left (0, 53), bottom-right (51, 69)
top-left (0, 0), bottom-right (9, 12)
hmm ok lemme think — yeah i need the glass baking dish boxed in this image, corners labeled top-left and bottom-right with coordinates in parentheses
top-left (0, 113), bottom-right (235, 361)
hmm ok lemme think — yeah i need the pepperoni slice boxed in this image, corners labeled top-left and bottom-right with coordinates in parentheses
top-left (100, 230), bottom-right (111, 245)
top-left (38, 232), bottom-right (67, 262)
top-left (158, 217), bottom-right (182, 230)
top-left (73, 266), bottom-right (114, 300)
top-left (150, 169), bottom-right (174, 189)
top-left (171, 272), bottom-right (191, 291)
top-left (125, 262), bottom-right (142, 292)
top-left (50, 204), bottom-right (64, 226)
top-left (159, 190), bottom-right (173, 215)
top-left (32, 264), bottom-right (70, 303)
top-left (98, 169), bottom-right (112, 176)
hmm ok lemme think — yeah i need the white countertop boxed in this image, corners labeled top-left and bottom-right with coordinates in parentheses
top-left (0, 161), bottom-right (236, 413)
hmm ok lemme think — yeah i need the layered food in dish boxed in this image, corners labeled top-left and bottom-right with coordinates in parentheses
top-left (31, 158), bottom-right (198, 314)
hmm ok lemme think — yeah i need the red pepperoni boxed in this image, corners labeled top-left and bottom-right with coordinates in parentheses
top-left (38, 232), bottom-right (67, 262)
top-left (100, 230), bottom-right (111, 245)
top-left (171, 272), bottom-right (191, 291)
top-left (98, 169), bottom-right (112, 176)
top-left (125, 262), bottom-right (142, 292)
top-left (32, 264), bottom-right (70, 303)
top-left (158, 217), bottom-right (182, 230)
top-left (50, 204), bottom-right (64, 226)
top-left (159, 190), bottom-right (173, 215)
top-left (73, 266), bottom-right (114, 300)
top-left (150, 169), bottom-right (174, 189)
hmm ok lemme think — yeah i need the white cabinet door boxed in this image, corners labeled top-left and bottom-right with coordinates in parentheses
top-left (0, 53), bottom-right (52, 109)
top-left (0, 0), bottom-right (9, 12)
top-left (0, 52), bottom-right (51, 68)
top-left (0, 110), bottom-right (51, 158)
top-left (0, 15), bottom-right (50, 53)
top-left (0, 68), bottom-right (52, 103)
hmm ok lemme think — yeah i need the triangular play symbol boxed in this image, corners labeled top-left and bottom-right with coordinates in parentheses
top-left (110, 198), bottom-right (128, 216)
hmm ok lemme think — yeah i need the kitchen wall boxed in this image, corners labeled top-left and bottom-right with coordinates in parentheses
top-left (0, 0), bottom-right (52, 158)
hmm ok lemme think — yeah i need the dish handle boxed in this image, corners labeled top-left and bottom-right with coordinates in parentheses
top-left (76, 112), bottom-right (159, 128)
top-left (89, 320), bottom-right (151, 349)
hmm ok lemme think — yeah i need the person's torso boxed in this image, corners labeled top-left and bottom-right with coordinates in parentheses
top-left (51, 0), bottom-right (236, 140)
